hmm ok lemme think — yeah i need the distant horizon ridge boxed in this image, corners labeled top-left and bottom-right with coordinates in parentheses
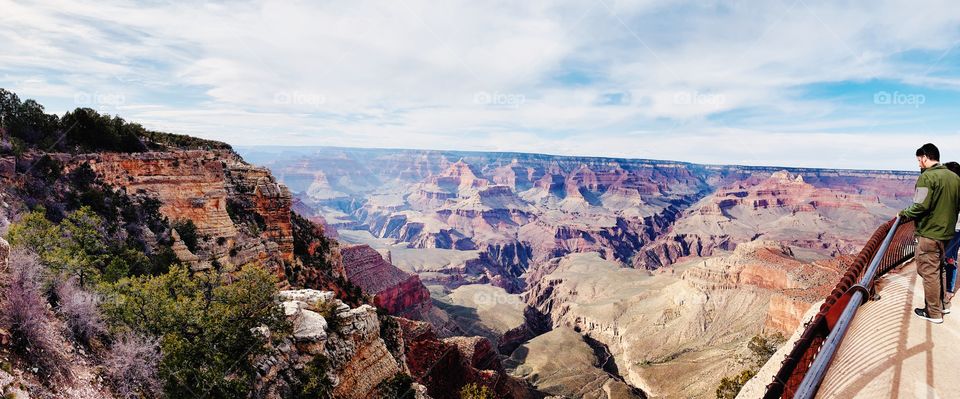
top-left (235, 144), bottom-right (920, 174)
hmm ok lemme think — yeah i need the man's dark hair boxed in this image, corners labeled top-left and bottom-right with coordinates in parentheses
top-left (916, 143), bottom-right (940, 161)
top-left (946, 161), bottom-right (960, 177)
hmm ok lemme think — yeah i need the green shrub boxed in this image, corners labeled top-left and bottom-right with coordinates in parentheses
top-left (101, 264), bottom-right (286, 398)
top-left (716, 369), bottom-right (756, 399)
top-left (8, 206), bottom-right (108, 287)
top-left (292, 355), bottom-right (334, 399)
top-left (171, 219), bottom-right (199, 253)
top-left (312, 298), bottom-right (341, 331)
top-left (747, 333), bottom-right (785, 367)
top-left (714, 333), bottom-right (786, 399)
top-left (460, 383), bottom-right (493, 399)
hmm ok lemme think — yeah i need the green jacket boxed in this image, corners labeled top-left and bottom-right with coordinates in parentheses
top-left (900, 163), bottom-right (960, 241)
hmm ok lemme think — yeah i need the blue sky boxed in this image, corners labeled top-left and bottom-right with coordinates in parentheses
top-left (2, 0), bottom-right (960, 170)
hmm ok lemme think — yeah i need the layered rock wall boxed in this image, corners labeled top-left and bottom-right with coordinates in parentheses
top-left (63, 150), bottom-right (295, 276)
top-left (341, 244), bottom-right (432, 318)
top-left (764, 294), bottom-right (813, 335)
top-left (77, 151), bottom-right (238, 238)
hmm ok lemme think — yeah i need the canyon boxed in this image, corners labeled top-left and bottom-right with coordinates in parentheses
top-left (240, 146), bottom-right (915, 398)
top-left (0, 133), bottom-right (917, 398)
top-left (0, 143), bottom-right (530, 398)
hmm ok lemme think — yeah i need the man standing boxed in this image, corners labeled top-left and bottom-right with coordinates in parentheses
top-left (901, 143), bottom-right (960, 324)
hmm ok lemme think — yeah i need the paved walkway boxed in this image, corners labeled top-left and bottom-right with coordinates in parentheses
top-left (817, 261), bottom-right (960, 399)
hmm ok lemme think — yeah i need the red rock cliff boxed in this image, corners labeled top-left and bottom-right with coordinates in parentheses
top-left (340, 244), bottom-right (432, 318)
top-left (64, 150), bottom-right (295, 277)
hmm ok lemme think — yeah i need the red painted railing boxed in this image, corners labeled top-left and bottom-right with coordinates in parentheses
top-left (763, 217), bottom-right (916, 398)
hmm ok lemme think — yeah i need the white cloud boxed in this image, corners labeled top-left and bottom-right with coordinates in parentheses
top-left (1, 0), bottom-right (960, 170)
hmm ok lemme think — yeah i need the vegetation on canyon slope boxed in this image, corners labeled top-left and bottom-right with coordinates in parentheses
top-left (0, 89), bottom-right (345, 398)
top-left (2, 205), bottom-right (290, 398)
top-left (715, 333), bottom-right (786, 399)
top-left (460, 383), bottom-right (494, 399)
top-left (102, 264), bottom-right (286, 397)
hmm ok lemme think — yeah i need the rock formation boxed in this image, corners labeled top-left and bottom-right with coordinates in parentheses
top-left (636, 170), bottom-right (908, 268)
top-left (341, 244), bottom-right (432, 318)
top-left (399, 318), bottom-right (530, 399)
top-left (519, 244), bottom-right (839, 398)
top-left (57, 150), bottom-right (296, 277)
top-left (255, 289), bottom-right (417, 399)
top-left (505, 328), bottom-right (645, 398)
top-left (256, 290), bottom-right (529, 399)
top-left (245, 147), bottom-right (914, 285)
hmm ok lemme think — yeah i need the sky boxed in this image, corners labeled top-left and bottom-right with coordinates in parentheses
top-left (2, 0), bottom-right (960, 171)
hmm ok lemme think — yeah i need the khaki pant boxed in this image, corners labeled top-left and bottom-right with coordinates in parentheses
top-left (917, 236), bottom-right (951, 318)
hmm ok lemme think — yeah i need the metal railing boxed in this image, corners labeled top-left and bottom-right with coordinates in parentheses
top-left (763, 217), bottom-right (916, 399)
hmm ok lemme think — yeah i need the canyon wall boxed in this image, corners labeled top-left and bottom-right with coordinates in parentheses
top-left (243, 147), bottom-right (915, 282)
top-left (238, 146), bottom-right (915, 397)
top-left (520, 242), bottom-right (839, 398)
top-left (56, 150), bottom-right (296, 279)
top-left (636, 171), bottom-right (911, 268)
top-left (340, 244), bottom-right (432, 318)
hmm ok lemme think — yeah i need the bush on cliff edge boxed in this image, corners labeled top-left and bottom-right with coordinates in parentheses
top-left (102, 264), bottom-right (287, 398)
top-left (715, 333), bottom-right (786, 399)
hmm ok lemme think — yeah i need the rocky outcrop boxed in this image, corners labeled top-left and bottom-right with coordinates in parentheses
top-left (399, 318), bottom-right (531, 399)
top-left (61, 150), bottom-right (296, 277)
top-left (679, 241), bottom-right (839, 293)
top-left (764, 294), bottom-right (813, 336)
top-left (78, 150), bottom-right (239, 238)
top-left (505, 328), bottom-right (646, 399)
top-left (226, 162), bottom-right (295, 263)
top-left (326, 306), bottom-right (402, 398)
top-left (255, 289), bottom-right (407, 399)
top-left (341, 244), bottom-right (432, 319)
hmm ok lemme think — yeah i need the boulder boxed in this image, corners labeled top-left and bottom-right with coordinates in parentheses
top-left (278, 289), bottom-right (336, 307)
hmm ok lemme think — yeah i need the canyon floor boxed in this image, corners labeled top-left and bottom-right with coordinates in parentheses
top-left (340, 226), bottom-right (843, 398)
